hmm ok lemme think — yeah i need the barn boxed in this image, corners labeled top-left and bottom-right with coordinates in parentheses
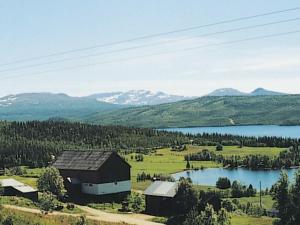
top-left (53, 150), bottom-right (131, 200)
top-left (144, 181), bottom-right (178, 215)
top-left (0, 178), bottom-right (38, 201)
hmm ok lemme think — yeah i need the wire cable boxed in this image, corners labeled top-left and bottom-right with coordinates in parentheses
top-left (1, 17), bottom-right (299, 74)
top-left (1, 29), bottom-right (299, 81)
top-left (0, 6), bottom-right (300, 67)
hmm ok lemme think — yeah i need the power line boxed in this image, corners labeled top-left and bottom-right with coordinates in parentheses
top-left (1, 6), bottom-right (300, 67)
top-left (1, 17), bottom-right (300, 74)
top-left (1, 29), bottom-right (299, 81)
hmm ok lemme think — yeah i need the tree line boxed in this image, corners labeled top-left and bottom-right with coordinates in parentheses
top-left (1, 120), bottom-right (299, 168)
top-left (185, 146), bottom-right (300, 169)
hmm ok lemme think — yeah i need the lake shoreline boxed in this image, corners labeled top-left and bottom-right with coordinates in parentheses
top-left (162, 125), bottom-right (300, 139)
top-left (172, 167), bottom-right (299, 189)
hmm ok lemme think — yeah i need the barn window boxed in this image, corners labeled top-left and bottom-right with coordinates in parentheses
top-left (89, 184), bottom-right (93, 187)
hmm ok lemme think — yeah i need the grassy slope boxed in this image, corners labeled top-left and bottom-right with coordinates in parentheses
top-left (232, 195), bottom-right (275, 210)
top-left (0, 146), bottom-right (283, 191)
top-left (0, 208), bottom-right (126, 225)
top-left (125, 147), bottom-right (222, 190)
top-left (231, 215), bottom-right (274, 225)
top-left (197, 145), bottom-right (284, 157)
top-left (0, 146), bottom-right (282, 225)
top-left (87, 95), bottom-right (300, 127)
top-left (125, 145), bottom-right (284, 190)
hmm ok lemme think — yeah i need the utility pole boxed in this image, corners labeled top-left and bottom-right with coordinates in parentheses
top-left (260, 181), bottom-right (262, 208)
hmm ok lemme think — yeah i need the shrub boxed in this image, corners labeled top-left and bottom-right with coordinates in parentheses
top-left (75, 216), bottom-right (86, 225)
top-left (216, 177), bottom-right (231, 189)
top-left (38, 192), bottom-right (56, 213)
top-left (221, 199), bottom-right (237, 212)
top-left (216, 143), bottom-right (223, 151)
top-left (127, 193), bottom-right (145, 213)
top-left (37, 167), bottom-right (65, 197)
top-left (2, 215), bottom-right (14, 225)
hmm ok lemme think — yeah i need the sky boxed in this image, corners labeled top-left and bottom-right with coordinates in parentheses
top-left (0, 0), bottom-right (300, 97)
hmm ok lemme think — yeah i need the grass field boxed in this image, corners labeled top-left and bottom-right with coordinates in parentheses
top-left (0, 208), bottom-right (127, 225)
top-left (0, 146), bottom-right (282, 225)
top-left (124, 147), bottom-right (222, 190)
top-left (0, 145), bottom-right (284, 191)
top-left (190, 145), bottom-right (285, 157)
top-left (232, 195), bottom-right (275, 210)
top-left (231, 214), bottom-right (275, 225)
top-left (125, 145), bottom-right (284, 190)
top-left (0, 196), bottom-right (83, 214)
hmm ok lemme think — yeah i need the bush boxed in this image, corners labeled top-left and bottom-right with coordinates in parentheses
top-left (38, 192), bottom-right (57, 212)
top-left (75, 216), bottom-right (86, 225)
top-left (127, 193), bottom-right (145, 213)
top-left (135, 154), bottom-right (144, 162)
top-left (216, 143), bottom-right (223, 151)
top-left (2, 215), bottom-right (14, 225)
top-left (216, 177), bottom-right (231, 189)
top-left (67, 203), bottom-right (75, 210)
top-left (183, 204), bottom-right (231, 225)
top-left (231, 181), bottom-right (256, 198)
top-left (5, 167), bottom-right (26, 176)
top-left (37, 167), bottom-right (65, 197)
top-left (221, 199), bottom-right (237, 212)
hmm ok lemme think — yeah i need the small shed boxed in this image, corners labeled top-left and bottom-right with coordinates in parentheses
top-left (144, 181), bottom-right (178, 215)
top-left (53, 150), bottom-right (131, 199)
top-left (0, 178), bottom-right (38, 201)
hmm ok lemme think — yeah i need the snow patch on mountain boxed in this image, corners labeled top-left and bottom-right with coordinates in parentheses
top-left (0, 95), bottom-right (17, 107)
top-left (89, 90), bottom-right (194, 105)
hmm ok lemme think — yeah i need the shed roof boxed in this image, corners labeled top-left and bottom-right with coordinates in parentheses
top-left (144, 181), bottom-right (178, 198)
top-left (0, 178), bottom-right (23, 187)
top-left (52, 150), bottom-right (118, 171)
top-left (0, 178), bottom-right (37, 193)
top-left (14, 185), bottom-right (36, 193)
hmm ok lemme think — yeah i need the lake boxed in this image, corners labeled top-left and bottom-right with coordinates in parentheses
top-left (172, 168), bottom-right (298, 190)
top-left (163, 125), bottom-right (300, 138)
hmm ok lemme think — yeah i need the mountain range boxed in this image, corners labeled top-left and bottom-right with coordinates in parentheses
top-left (87, 90), bottom-right (193, 105)
top-left (0, 93), bottom-right (123, 121)
top-left (0, 88), bottom-right (295, 125)
top-left (207, 88), bottom-right (287, 96)
top-left (87, 95), bottom-right (300, 128)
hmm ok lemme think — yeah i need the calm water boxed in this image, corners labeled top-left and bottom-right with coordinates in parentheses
top-left (164, 125), bottom-right (300, 138)
top-left (172, 168), bottom-right (299, 190)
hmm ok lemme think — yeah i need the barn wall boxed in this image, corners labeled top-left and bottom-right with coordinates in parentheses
top-left (81, 180), bottom-right (131, 195)
top-left (97, 153), bottom-right (131, 183)
top-left (145, 195), bottom-right (175, 216)
top-left (59, 169), bottom-right (100, 183)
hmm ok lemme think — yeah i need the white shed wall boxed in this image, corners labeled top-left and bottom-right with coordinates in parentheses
top-left (81, 180), bottom-right (131, 195)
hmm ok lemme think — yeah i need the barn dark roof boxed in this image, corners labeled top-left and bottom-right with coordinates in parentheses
top-left (53, 150), bottom-right (116, 171)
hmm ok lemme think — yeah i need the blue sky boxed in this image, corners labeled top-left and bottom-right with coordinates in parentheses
top-left (0, 0), bottom-right (300, 97)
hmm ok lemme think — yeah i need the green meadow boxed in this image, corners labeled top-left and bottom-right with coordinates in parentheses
top-left (0, 145), bottom-right (284, 225)
top-left (125, 145), bottom-right (284, 190)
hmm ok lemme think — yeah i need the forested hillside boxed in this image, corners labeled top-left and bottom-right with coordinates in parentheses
top-left (0, 121), bottom-right (298, 168)
top-left (86, 95), bottom-right (300, 128)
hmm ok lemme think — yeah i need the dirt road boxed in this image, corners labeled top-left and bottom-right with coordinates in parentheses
top-left (3, 204), bottom-right (162, 225)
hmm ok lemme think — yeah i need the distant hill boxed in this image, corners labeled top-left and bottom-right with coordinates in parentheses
top-left (250, 88), bottom-right (286, 96)
top-left (207, 88), bottom-right (247, 96)
top-left (207, 88), bottom-right (287, 96)
top-left (87, 90), bottom-right (195, 105)
top-left (86, 95), bottom-right (300, 128)
top-left (0, 93), bottom-right (123, 121)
